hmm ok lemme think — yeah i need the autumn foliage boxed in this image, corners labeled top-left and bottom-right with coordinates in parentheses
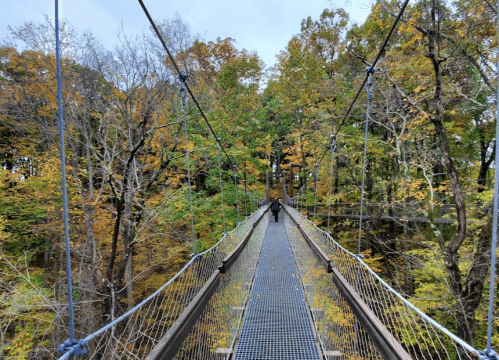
top-left (0, 0), bottom-right (498, 357)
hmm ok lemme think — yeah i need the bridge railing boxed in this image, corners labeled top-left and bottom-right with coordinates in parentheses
top-left (57, 206), bottom-right (269, 360)
top-left (283, 203), bottom-right (480, 360)
top-left (152, 206), bottom-right (270, 360)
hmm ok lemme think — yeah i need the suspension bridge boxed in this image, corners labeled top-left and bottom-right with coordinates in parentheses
top-left (56, 178), bottom-right (493, 360)
top-left (46, 0), bottom-right (499, 359)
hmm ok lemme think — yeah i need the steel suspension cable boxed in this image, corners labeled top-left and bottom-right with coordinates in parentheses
top-left (136, 0), bottom-right (273, 215)
top-left (243, 180), bottom-right (247, 216)
top-left (305, 177), bottom-right (310, 217)
top-left (216, 139), bottom-right (227, 233)
top-left (290, 0), bottom-right (409, 208)
top-left (334, 0), bottom-right (409, 137)
top-left (357, 68), bottom-right (374, 256)
top-left (311, 0), bottom-right (410, 173)
top-left (248, 190), bottom-right (254, 213)
top-left (55, 0), bottom-right (76, 351)
top-left (313, 164), bottom-right (318, 223)
top-left (234, 166), bottom-right (240, 223)
top-left (327, 135), bottom-right (336, 233)
top-left (180, 75), bottom-right (196, 252)
top-left (137, 0), bottom-right (245, 181)
top-left (486, 1), bottom-right (499, 352)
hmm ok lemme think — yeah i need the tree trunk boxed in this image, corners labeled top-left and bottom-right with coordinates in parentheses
top-left (477, 138), bottom-right (495, 193)
top-left (424, 0), bottom-right (473, 344)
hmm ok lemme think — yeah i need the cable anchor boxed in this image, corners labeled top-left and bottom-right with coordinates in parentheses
top-left (479, 349), bottom-right (499, 360)
top-left (58, 339), bottom-right (88, 356)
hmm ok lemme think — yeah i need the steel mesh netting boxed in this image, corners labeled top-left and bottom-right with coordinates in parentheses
top-left (58, 206), bottom-right (269, 360)
top-left (174, 210), bottom-right (270, 360)
top-left (283, 210), bottom-right (382, 360)
top-left (283, 203), bottom-right (480, 360)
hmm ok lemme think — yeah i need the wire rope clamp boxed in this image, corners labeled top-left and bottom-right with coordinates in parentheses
top-left (330, 135), bottom-right (337, 152)
top-left (354, 254), bottom-right (365, 261)
top-left (365, 66), bottom-right (375, 74)
top-left (479, 349), bottom-right (499, 360)
top-left (58, 339), bottom-right (88, 356)
top-left (179, 72), bottom-right (189, 105)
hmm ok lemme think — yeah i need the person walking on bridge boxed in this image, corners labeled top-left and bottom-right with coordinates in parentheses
top-left (271, 199), bottom-right (281, 222)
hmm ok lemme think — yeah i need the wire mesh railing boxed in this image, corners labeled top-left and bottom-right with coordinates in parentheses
top-left (170, 209), bottom-right (270, 360)
top-left (283, 212), bottom-right (384, 359)
top-left (57, 206), bottom-right (269, 360)
top-left (283, 203), bottom-right (481, 360)
top-left (257, 171), bottom-right (270, 207)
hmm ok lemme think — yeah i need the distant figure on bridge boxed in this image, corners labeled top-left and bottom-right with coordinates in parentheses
top-left (271, 199), bottom-right (281, 222)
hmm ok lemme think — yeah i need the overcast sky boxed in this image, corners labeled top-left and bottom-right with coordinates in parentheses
top-left (1, 0), bottom-right (373, 68)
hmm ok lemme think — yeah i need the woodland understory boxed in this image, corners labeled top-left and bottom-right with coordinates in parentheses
top-left (0, 0), bottom-right (498, 358)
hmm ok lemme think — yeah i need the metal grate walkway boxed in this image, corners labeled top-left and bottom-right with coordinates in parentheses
top-left (233, 218), bottom-right (322, 360)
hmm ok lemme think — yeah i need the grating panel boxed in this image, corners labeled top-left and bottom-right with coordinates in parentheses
top-left (234, 220), bottom-right (322, 360)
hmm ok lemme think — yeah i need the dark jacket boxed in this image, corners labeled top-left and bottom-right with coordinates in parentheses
top-left (272, 200), bottom-right (280, 211)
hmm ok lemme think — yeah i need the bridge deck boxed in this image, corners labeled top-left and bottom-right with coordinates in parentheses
top-left (233, 218), bottom-right (322, 360)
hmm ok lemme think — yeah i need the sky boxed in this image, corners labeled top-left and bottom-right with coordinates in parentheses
top-left (0, 0), bottom-right (373, 69)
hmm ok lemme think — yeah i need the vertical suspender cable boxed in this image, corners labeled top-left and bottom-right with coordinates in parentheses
top-left (234, 166), bottom-right (240, 223)
top-left (243, 180), bottom-right (247, 216)
top-left (314, 165), bottom-right (318, 223)
top-left (486, 6), bottom-right (499, 350)
top-left (301, 178), bottom-right (304, 213)
top-left (248, 190), bottom-right (253, 214)
top-left (305, 178), bottom-right (309, 218)
top-left (283, 172), bottom-right (287, 202)
top-left (180, 74), bottom-right (196, 253)
top-left (357, 68), bottom-right (374, 256)
top-left (216, 139), bottom-right (226, 233)
top-left (327, 136), bottom-right (336, 233)
top-left (55, 0), bottom-right (75, 345)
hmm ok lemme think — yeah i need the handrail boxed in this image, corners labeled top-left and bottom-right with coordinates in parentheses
top-left (57, 207), bottom-right (268, 360)
top-left (284, 203), bottom-right (481, 357)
